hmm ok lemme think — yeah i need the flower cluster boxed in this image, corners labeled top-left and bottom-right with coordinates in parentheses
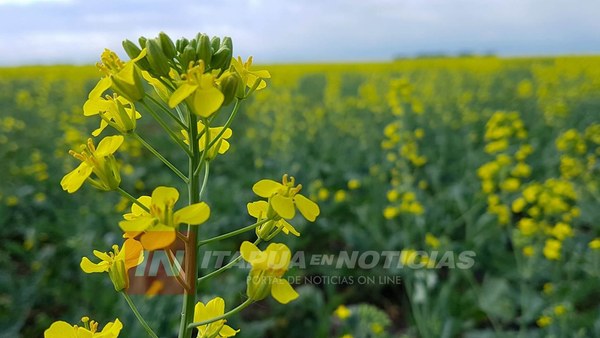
top-left (512, 179), bottom-right (578, 260)
top-left (51, 32), bottom-right (316, 338)
top-left (478, 111), bottom-right (532, 224)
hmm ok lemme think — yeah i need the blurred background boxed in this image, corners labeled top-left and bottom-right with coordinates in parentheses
top-left (1, 1), bottom-right (600, 337)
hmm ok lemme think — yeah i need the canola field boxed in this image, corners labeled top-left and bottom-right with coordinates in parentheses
top-left (1, 57), bottom-right (600, 337)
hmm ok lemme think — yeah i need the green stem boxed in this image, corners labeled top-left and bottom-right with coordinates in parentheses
top-left (199, 161), bottom-right (210, 200)
top-left (198, 219), bottom-right (268, 246)
top-left (140, 100), bottom-right (192, 157)
top-left (145, 94), bottom-right (187, 129)
top-left (121, 292), bottom-right (159, 338)
top-left (117, 187), bottom-right (148, 213)
top-left (187, 298), bottom-right (253, 329)
top-left (198, 238), bottom-right (262, 283)
top-left (131, 132), bottom-right (188, 183)
top-left (178, 110), bottom-right (201, 338)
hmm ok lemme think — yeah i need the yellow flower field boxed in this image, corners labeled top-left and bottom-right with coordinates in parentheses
top-left (1, 55), bottom-right (600, 337)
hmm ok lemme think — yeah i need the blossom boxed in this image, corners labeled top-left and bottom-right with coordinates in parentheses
top-left (60, 136), bottom-right (123, 193)
top-left (334, 305), bottom-right (351, 320)
top-left (80, 239), bottom-right (143, 291)
top-left (247, 200), bottom-right (300, 239)
top-left (181, 121), bottom-right (232, 160)
top-left (231, 56), bottom-right (271, 92)
top-left (83, 93), bottom-right (141, 136)
top-left (44, 317), bottom-right (122, 338)
top-left (193, 297), bottom-right (239, 338)
top-left (543, 239), bottom-right (562, 260)
top-left (119, 186), bottom-right (210, 250)
top-left (252, 174), bottom-right (320, 221)
top-left (94, 48), bottom-right (147, 102)
top-left (240, 241), bottom-right (298, 304)
top-left (168, 62), bottom-right (224, 118)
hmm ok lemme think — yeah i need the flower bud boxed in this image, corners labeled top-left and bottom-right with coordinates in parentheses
top-left (122, 39), bottom-right (151, 71)
top-left (196, 33), bottom-right (212, 68)
top-left (158, 32), bottom-right (176, 59)
top-left (219, 72), bottom-right (240, 106)
top-left (255, 220), bottom-right (276, 241)
top-left (176, 37), bottom-right (189, 53)
top-left (211, 47), bottom-right (231, 70)
top-left (108, 259), bottom-right (128, 291)
top-left (138, 36), bottom-right (147, 48)
top-left (101, 155), bottom-right (122, 191)
top-left (210, 36), bottom-right (221, 53)
top-left (246, 270), bottom-right (271, 301)
top-left (180, 45), bottom-right (196, 72)
top-left (146, 38), bottom-right (171, 77)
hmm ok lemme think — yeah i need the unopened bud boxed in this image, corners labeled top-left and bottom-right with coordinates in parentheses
top-left (211, 47), bottom-right (231, 70)
top-left (146, 38), bottom-right (171, 76)
top-left (210, 36), bottom-right (221, 53)
top-left (138, 36), bottom-right (147, 48)
top-left (219, 72), bottom-right (240, 105)
top-left (196, 33), bottom-right (212, 68)
top-left (246, 270), bottom-right (271, 301)
top-left (122, 40), bottom-right (151, 71)
top-left (158, 32), bottom-right (176, 59)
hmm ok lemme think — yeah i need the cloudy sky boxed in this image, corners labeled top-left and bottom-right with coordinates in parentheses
top-left (0, 0), bottom-right (599, 65)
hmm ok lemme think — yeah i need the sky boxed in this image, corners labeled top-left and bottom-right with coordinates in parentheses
top-left (0, 0), bottom-right (599, 66)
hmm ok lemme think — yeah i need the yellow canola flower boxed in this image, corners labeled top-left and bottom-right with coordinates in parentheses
top-left (347, 179), bottom-right (361, 190)
top-left (543, 239), bottom-right (562, 260)
top-left (83, 93), bottom-right (141, 136)
top-left (181, 121), bottom-right (232, 160)
top-left (247, 200), bottom-right (300, 238)
top-left (550, 222), bottom-right (573, 240)
top-left (95, 48), bottom-right (147, 102)
top-left (589, 238), bottom-right (600, 250)
top-left (537, 315), bottom-right (552, 327)
top-left (61, 136), bottom-right (123, 193)
top-left (193, 297), bottom-right (239, 338)
top-left (80, 239), bottom-right (143, 291)
top-left (425, 233), bottom-right (440, 249)
top-left (231, 56), bottom-right (271, 91)
top-left (169, 61), bottom-right (224, 118)
top-left (334, 305), bottom-right (351, 320)
top-left (44, 317), bottom-right (122, 338)
top-left (119, 186), bottom-right (210, 250)
top-left (252, 174), bottom-right (320, 221)
top-left (240, 241), bottom-right (298, 304)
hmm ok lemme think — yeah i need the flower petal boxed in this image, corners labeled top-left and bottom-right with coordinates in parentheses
top-left (95, 135), bottom-right (124, 156)
top-left (252, 180), bottom-right (282, 198)
top-left (99, 318), bottom-right (123, 336)
top-left (271, 278), bottom-right (298, 304)
top-left (247, 201), bottom-right (268, 219)
top-left (61, 162), bottom-right (93, 193)
top-left (205, 297), bottom-right (225, 317)
top-left (119, 216), bottom-right (154, 233)
top-left (220, 324), bottom-right (240, 337)
top-left (169, 83), bottom-right (197, 108)
top-left (151, 186), bottom-right (179, 207)
top-left (294, 194), bottom-right (320, 222)
top-left (44, 321), bottom-right (78, 338)
top-left (271, 194), bottom-right (295, 219)
top-left (80, 257), bottom-right (110, 273)
top-left (194, 301), bottom-right (208, 323)
top-left (174, 202), bottom-right (210, 225)
top-left (193, 87), bottom-right (224, 118)
top-left (265, 243), bottom-right (291, 269)
top-left (240, 241), bottom-right (261, 265)
top-left (122, 239), bottom-right (144, 271)
top-left (131, 196), bottom-right (152, 216)
top-left (140, 225), bottom-right (176, 250)
top-left (88, 77), bottom-right (112, 99)
top-left (278, 219), bottom-right (300, 236)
